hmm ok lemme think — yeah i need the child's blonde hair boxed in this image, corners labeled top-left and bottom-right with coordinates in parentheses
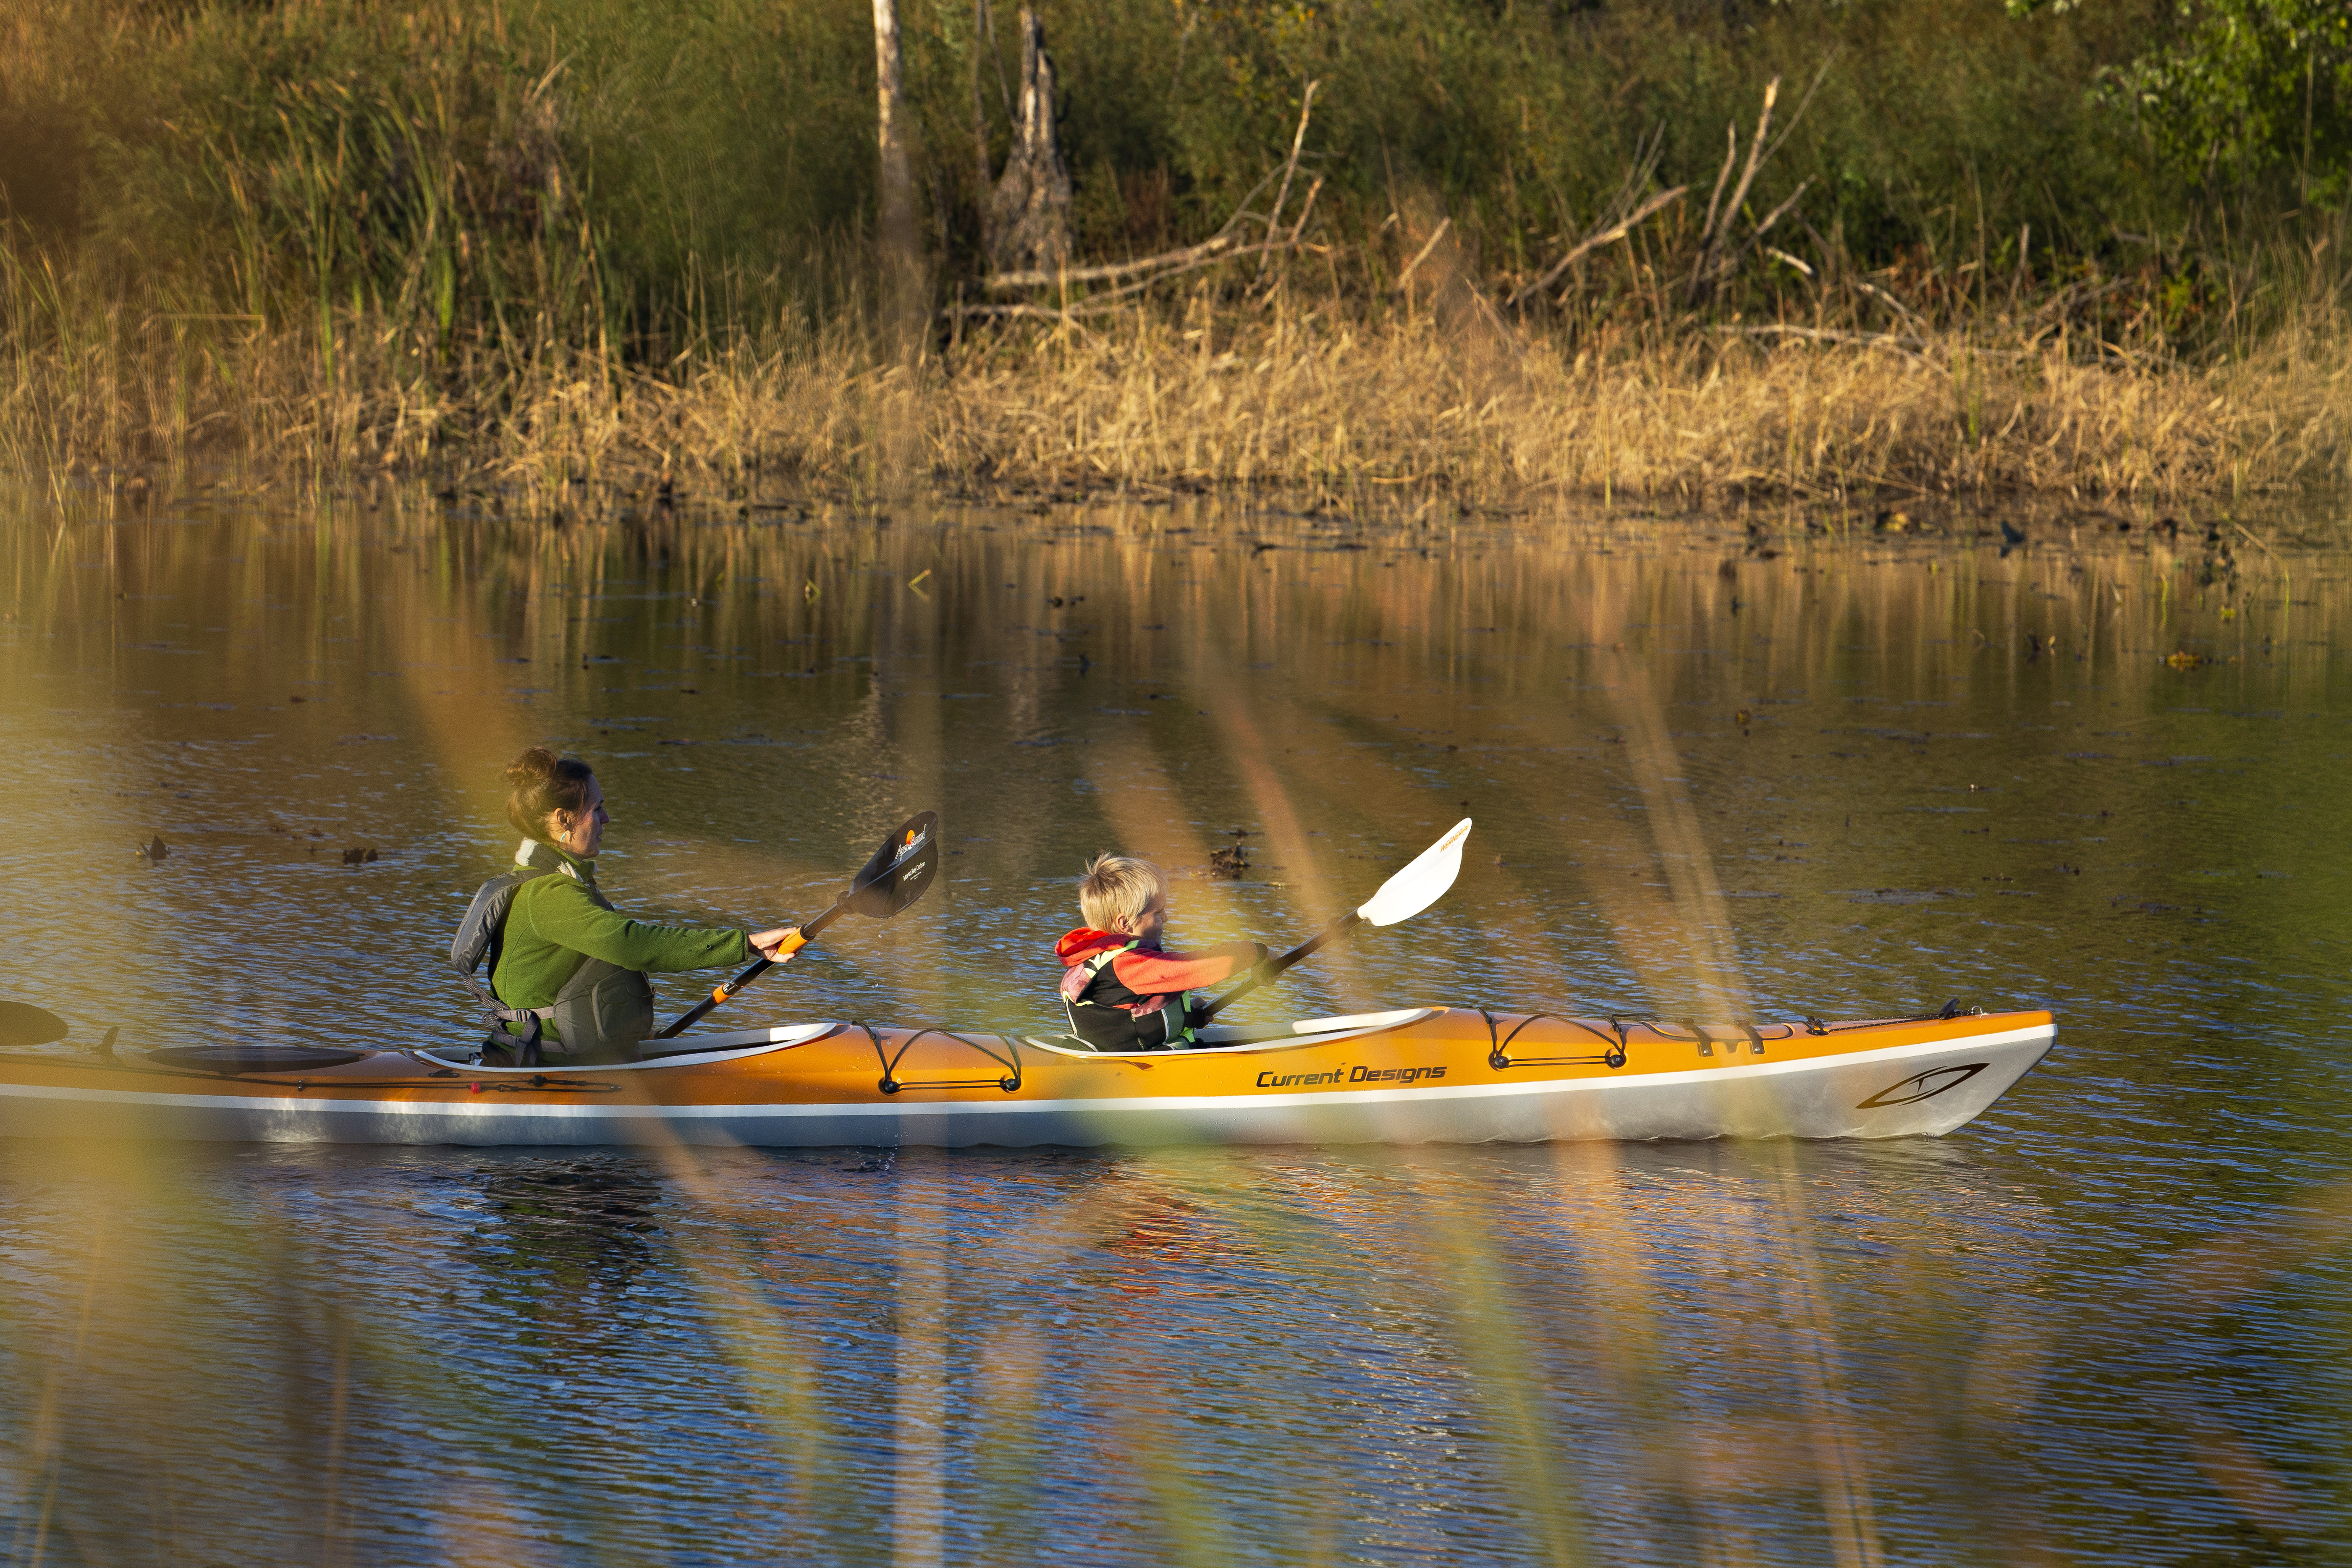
top-left (1079, 853), bottom-right (1167, 931)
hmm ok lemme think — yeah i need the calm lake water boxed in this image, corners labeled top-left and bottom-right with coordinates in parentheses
top-left (2, 493), bottom-right (2348, 1565)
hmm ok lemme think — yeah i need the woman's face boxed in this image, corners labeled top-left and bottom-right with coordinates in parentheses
top-left (550, 777), bottom-right (609, 857)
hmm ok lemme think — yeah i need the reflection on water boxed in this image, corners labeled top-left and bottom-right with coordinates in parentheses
top-left (3, 497), bottom-right (2349, 1563)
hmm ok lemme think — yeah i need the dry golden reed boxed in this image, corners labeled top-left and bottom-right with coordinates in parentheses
top-left (921, 300), bottom-right (2352, 505)
top-left (8, 262), bottom-right (2350, 511)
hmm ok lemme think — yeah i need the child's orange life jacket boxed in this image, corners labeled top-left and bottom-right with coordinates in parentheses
top-left (1053, 928), bottom-right (1262, 1051)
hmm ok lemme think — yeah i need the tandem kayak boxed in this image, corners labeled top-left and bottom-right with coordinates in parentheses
top-left (0, 1005), bottom-right (2053, 1149)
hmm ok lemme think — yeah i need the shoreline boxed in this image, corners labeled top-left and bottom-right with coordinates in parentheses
top-left (22, 466), bottom-right (2339, 556)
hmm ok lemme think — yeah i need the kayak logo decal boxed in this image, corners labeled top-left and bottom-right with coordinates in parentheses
top-left (1857, 1063), bottom-right (1987, 1110)
top-left (1348, 1063), bottom-right (1447, 1086)
top-left (1257, 1067), bottom-right (1347, 1089)
top-left (1255, 1064), bottom-right (1450, 1090)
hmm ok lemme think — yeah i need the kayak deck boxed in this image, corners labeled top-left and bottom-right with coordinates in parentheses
top-left (0, 1006), bottom-right (2055, 1148)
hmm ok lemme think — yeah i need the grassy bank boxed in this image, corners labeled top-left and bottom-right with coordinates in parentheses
top-left (12, 260), bottom-right (2349, 511)
top-left (4, 0), bottom-right (2350, 506)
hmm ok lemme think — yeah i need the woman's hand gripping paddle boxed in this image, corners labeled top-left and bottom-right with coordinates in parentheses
top-left (1197, 818), bottom-right (1472, 1023)
top-left (655, 811), bottom-right (941, 1038)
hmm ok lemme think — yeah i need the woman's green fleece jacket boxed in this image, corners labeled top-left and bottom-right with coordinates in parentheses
top-left (490, 842), bottom-right (751, 1008)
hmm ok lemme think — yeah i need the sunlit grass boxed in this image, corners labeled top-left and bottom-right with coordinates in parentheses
top-left (10, 264), bottom-right (2352, 510)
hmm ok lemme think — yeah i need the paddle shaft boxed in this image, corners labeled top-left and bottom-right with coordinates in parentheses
top-left (1197, 910), bottom-right (1362, 1022)
top-left (653, 894), bottom-right (844, 1039)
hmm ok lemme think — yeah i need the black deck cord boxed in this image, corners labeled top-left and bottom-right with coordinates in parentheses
top-left (859, 1023), bottom-right (1023, 1094)
top-left (1479, 1011), bottom-right (1629, 1073)
top-left (1663, 1018), bottom-right (1765, 1058)
top-left (1809, 999), bottom-right (1981, 1034)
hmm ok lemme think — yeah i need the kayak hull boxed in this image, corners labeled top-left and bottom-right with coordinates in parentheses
top-left (0, 1008), bottom-right (2054, 1149)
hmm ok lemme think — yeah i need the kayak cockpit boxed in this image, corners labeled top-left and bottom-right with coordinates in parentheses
top-left (1021, 1008), bottom-right (1441, 1058)
top-left (412, 1021), bottom-right (842, 1073)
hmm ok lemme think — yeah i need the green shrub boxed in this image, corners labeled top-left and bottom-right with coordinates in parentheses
top-left (2, 0), bottom-right (2336, 356)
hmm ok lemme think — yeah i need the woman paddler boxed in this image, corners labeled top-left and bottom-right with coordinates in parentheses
top-left (451, 747), bottom-right (800, 1063)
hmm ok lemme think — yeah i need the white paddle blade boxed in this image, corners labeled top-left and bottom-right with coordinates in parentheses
top-left (1355, 819), bottom-right (1473, 927)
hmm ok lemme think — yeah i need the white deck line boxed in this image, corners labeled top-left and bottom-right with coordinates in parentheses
top-left (416, 1021), bottom-right (840, 1074)
top-left (0, 1023), bottom-right (2051, 1126)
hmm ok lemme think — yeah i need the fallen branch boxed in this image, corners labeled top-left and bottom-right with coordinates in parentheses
top-left (1507, 186), bottom-right (1687, 307)
top-left (988, 233), bottom-right (1235, 290)
top-left (953, 241), bottom-right (1293, 321)
top-left (984, 164), bottom-right (1289, 297)
top-left (1068, 240), bottom-right (1289, 309)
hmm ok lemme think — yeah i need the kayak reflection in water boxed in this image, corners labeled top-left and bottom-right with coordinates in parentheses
top-left (450, 747), bottom-right (800, 1064)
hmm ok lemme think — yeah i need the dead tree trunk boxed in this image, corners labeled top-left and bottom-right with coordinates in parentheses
top-left (971, 3), bottom-right (995, 256)
top-left (971, 0), bottom-right (1011, 257)
top-left (872, 0), bottom-right (922, 324)
top-left (986, 8), bottom-right (1071, 277)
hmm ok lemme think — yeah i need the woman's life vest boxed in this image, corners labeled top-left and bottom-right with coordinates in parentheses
top-left (450, 841), bottom-right (656, 1064)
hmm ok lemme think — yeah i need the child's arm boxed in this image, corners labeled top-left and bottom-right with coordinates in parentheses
top-left (1111, 942), bottom-right (1269, 994)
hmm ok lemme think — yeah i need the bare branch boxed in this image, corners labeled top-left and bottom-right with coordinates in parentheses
top-left (1395, 217), bottom-right (1453, 291)
top-left (1759, 52), bottom-right (1839, 171)
top-left (1286, 175), bottom-right (1326, 247)
top-left (1700, 122), bottom-right (1738, 243)
top-left (1748, 177), bottom-right (1814, 244)
top-left (1260, 81), bottom-right (1321, 276)
top-left (1509, 185), bottom-right (1687, 307)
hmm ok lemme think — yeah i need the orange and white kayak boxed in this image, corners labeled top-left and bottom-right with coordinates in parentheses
top-left (0, 1005), bottom-right (2054, 1147)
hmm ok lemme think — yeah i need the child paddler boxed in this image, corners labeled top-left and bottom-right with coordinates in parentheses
top-left (1055, 854), bottom-right (1269, 1051)
top-left (451, 748), bottom-right (800, 1063)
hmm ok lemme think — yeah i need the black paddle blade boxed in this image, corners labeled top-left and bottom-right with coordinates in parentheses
top-left (843, 811), bottom-right (940, 918)
top-left (0, 1002), bottom-right (69, 1048)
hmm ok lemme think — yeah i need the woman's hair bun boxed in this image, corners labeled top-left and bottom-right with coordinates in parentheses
top-left (503, 746), bottom-right (596, 839)
top-left (503, 746), bottom-right (562, 791)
